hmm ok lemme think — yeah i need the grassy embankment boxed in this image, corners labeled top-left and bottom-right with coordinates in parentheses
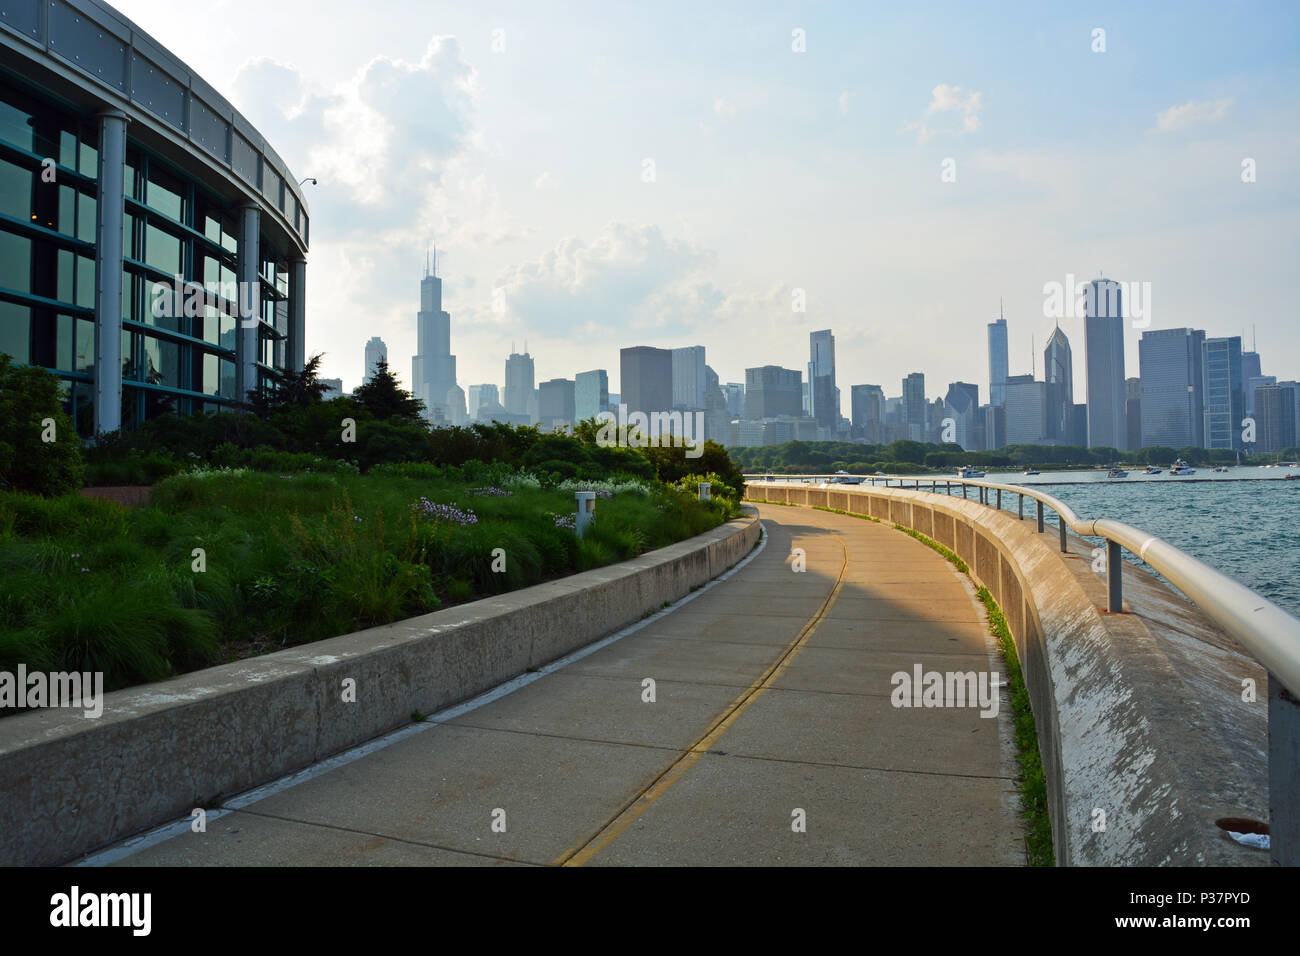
top-left (0, 466), bottom-right (735, 694)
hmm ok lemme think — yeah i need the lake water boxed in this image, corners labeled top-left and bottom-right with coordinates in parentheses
top-left (782, 469), bottom-right (1300, 617)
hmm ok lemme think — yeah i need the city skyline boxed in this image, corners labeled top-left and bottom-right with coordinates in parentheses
top-left (384, 256), bottom-right (1293, 452)
top-left (107, 0), bottom-right (1300, 404)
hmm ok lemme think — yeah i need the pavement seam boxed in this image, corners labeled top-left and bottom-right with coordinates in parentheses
top-left (442, 719), bottom-right (1017, 782)
top-left (553, 516), bottom-right (852, 867)
top-left (228, 807), bottom-right (545, 866)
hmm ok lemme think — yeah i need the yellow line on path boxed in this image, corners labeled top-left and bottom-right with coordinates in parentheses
top-left (554, 517), bottom-right (850, 866)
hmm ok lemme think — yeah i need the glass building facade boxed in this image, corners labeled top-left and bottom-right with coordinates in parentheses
top-left (0, 0), bottom-right (308, 436)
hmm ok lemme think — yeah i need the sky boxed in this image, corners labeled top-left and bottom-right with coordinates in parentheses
top-left (113, 0), bottom-right (1300, 405)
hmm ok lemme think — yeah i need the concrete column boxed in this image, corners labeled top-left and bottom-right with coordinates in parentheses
top-left (93, 109), bottom-right (128, 435)
top-left (236, 203), bottom-right (261, 404)
top-left (288, 257), bottom-right (306, 373)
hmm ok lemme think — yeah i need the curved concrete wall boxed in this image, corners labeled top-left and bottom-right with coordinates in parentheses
top-left (745, 482), bottom-right (1267, 866)
top-left (0, 514), bottom-right (760, 866)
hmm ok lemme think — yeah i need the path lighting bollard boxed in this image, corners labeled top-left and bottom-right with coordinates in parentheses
top-left (574, 491), bottom-right (596, 539)
top-left (698, 482), bottom-right (712, 501)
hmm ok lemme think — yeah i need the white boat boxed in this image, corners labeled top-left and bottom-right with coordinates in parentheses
top-left (1022, 468), bottom-right (1039, 476)
top-left (1143, 466), bottom-right (1162, 475)
top-left (1106, 468), bottom-right (1128, 479)
top-left (1169, 459), bottom-right (1196, 475)
top-left (957, 466), bottom-right (985, 478)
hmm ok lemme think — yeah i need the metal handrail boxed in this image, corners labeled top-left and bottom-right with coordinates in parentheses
top-left (750, 474), bottom-right (1300, 698)
top-left (749, 471), bottom-right (1299, 864)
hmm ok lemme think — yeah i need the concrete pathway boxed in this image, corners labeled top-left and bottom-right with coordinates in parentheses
top-left (103, 504), bottom-right (1025, 866)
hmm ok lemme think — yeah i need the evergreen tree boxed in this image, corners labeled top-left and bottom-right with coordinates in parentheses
top-left (351, 360), bottom-right (426, 423)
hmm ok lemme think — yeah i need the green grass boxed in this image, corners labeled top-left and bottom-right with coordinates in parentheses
top-left (0, 471), bottom-right (727, 696)
top-left (976, 586), bottom-right (1055, 866)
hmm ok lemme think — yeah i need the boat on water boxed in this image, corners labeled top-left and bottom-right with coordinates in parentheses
top-left (1143, 466), bottom-right (1162, 475)
top-left (1106, 468), bottom-right (1128, 479)
top-left (1022, 468), bottom-right (1040, 476)
top-left (957, 465), bottom-right (985, 478)
top-left (1169, 458), bottom-right (1196, 475)
top-left (1212, 466), bottom-right (1229, 473)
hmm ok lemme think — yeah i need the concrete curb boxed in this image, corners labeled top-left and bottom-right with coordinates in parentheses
top-left (744, 483), bottom-right (1264, 866)
top-left (0, 514), bottom-right (760, 867)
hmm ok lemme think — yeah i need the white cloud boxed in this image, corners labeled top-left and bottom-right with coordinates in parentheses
top-left (492, 222), bottom-right (718, 338)
top-left (907, 83), bottom-right (984, 144)
top-left (838, 90), bottom-right (850, 116)
top-left (1153, 97), bottom-right (1234, 132)
top-left (713, 97), bottom-right (736, 118)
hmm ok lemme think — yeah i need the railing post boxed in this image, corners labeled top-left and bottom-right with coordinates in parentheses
top-left (1036, 500), bottom-right (1044, 533)
top-left (961, 483), bottom-right (967, 499)
top-left (945, 481), bottom-right (950, 495)
top-left (1270, 677), bottom-right (1299, 866)
top-left (1018, 494), bottom-right (1023, 519)
top-left (1059, 513), bottom-right (1067, 553)
top-left (996, 488), bottom-right (1002, 511)
top-left (1107, 540), bottom-right (1122, 612)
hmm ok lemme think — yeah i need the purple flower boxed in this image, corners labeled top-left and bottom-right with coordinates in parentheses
top-left (412, 497), bottom-right (479, 526)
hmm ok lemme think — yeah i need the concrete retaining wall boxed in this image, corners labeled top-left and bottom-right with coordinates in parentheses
top-left (0, 514), bottom-right (760, 867)
top-left (745, 482), bottom-right (1267, 866)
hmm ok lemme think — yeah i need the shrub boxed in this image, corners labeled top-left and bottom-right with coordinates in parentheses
top-left (0, 355), bottom-right (84, 495)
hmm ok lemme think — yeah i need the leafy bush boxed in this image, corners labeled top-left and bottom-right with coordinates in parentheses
top-left (0, 356), bottom-right (84, 496)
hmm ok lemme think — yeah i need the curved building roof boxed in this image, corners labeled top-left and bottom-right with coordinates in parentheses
top-left (0, 0), bottom-right (308, 259)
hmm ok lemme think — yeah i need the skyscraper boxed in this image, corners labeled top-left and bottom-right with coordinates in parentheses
top-left (1084, 278), bottom-right (1126, 450)
top-left (411, 251), bottom-right (457, 424)
top-left (1004, 374), bottom-right (1049, 445)
top-left (363, 336), bottom-right (387, 384)
top-left (808, 330), bottom-right (837, 428)
top-left (851, 384), bottom-right (886, 442)
top-left (620, 347), bottom-right (674, 429)
top-left (504, 349), bottom-right (535, 418)
top-left (1125, 378), bottom-right (1142, 452)
top-left (467, 384), bottom-right (498, 420)
top-left (744, 366), bottom-right (803, 419)
top-left (943, 382), bottom-right (980, 448)
top-left (723, 383), bottom-right (746, 418)
top-left (672, 346), bottom-right (707, 411)
top-left (1043, 325), bottom-right (1073, 442)
top-left (538, 378), bottom-right (576, 428)
top-left (1202, 336), bottom-right (1244, 450)
top-left (988, 306), bottom-right (1009, 406)
top-left (902, 373), bottom-right (926, 441)
top-left (575, 369), bottom-right (609, 422)
top-left (1255, 383), bottom-right (1298, 454)
top-left (1138, 328), bottom-right (1205, 449)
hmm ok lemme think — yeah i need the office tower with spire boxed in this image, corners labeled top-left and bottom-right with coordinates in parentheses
top-left (988, 303), bottom-right (1009, 407)
top-left (1084, 278), bottom-right (1127, 450)
top-left (412, 248), bottom-right (458, 425)
top-left (1043, 323), bottom-right (1073, 442)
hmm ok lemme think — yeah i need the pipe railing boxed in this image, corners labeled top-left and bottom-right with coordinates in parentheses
top-left (748, 472), bottom-right (1300, 864)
